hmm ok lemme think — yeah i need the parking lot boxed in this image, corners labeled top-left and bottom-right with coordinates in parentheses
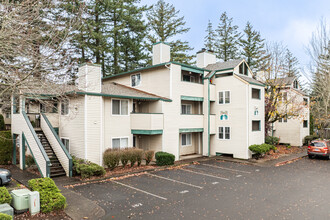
top-left (68, 157), bottom-right (330, 220)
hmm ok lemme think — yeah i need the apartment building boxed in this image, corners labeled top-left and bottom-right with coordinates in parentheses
top-left (11, 42), bottom-right (265, 177)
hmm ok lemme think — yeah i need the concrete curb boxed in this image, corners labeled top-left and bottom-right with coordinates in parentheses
top-left (275, 155), bottom-right (307, 167)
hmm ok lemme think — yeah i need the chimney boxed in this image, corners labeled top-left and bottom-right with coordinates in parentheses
top-left (78, 63), bottom-right (102, 93)
top-left (152, 42), bottom-right (171, 65)
top-left (196, 48), bottom-right (216, 68)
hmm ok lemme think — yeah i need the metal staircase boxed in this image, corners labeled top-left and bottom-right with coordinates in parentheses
top-left (36, 130), bottom-right (66, 177)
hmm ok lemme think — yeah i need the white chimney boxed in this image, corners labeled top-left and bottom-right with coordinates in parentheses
top-left (152, 42), bottom-right (171, 65)
top-left (196, 49), bottom-right (216, 68)
top-left (78, 62), bottom-right (102, 93)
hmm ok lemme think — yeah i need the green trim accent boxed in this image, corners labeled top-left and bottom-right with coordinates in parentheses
top-left (12, 134), bottom-right (17, 165)
top-left (22, 133), bottom-right (25, 170)
top-left (152, 41), bottom-right (171, 46)
top-left (131, 112), bottom-right (163, 115)
top-left (76, 91), bottom-right (172, 102)
top-left (215, 72), bottom-right (234, 78)
top-left (204, 68), bottom-right (235, 79)
top-left (180, 114), bottom-right (204, 115)
top-left (181, 66), bottom-right (204, 74)
top-left (216, 152), bottom-right (222, 156)
top-left (207, 80), bottom-right (211, 157)
top-left (181, 95), bottom-right (204, 101)
top-left (22, 111), bottom-right (50, 177)
top-left (131, 130), bottom-right (163, 135)
top-left (171, 61), bottom-right (210, 72)
top-left (42, 113), bottom-right (72, 177)
top-left (54, 127), bottom-right (59, 135)
top-left (179, 128), bottom-right (204, 133)
top-left (22, 132), bottom-right (44, 177)
top-left (249, 82), bottom-right (265, 87)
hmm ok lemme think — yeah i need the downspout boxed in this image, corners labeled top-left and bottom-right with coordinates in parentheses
top-left (208, 79), bottom-right (210, 156)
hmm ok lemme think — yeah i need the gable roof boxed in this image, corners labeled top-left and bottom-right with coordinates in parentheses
top-left (273, 77), bottom-right (296, 86)
top-left (205, 59), bottom-right (244, 78)
top-left (234, 74), bottom-right (265, 87)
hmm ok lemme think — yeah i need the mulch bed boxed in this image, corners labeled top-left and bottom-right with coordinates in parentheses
top-left (256, 145), bottom-right (307, 161)
top-left (15, 211), bottom-right (71, 220)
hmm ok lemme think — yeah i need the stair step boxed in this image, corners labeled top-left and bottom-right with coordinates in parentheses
top-left (50, 173), bottom-right (66, 177)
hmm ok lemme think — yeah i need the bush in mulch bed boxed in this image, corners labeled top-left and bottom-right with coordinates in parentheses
top-left (265, 136), bottom-right (280, 145)
top-left (144, 150), bottom-right (154, 165)
top-left (0, 186), bottom-right (12, 204)
top-left (72, 157), bottom-right (105, 179)
top-left (0, 213), bottom-right (11, 220)
top-left (103, 149), bottom-right (121, 170)
top-left (249, 144), bottom-right (274, 159)
top-left (155, 151), bottom-right (175, 166)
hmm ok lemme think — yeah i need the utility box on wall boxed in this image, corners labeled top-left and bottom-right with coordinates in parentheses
top-left (28, 191), bottom-right (40, 215)
top-left (10, 189), bottom-right (31, 212)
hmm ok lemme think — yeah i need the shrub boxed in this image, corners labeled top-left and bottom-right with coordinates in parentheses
top-left (0, 131), bottom-right (12, 165)
top-left (28, 178), bottom-right (66, 213)
top-left (120, 149), bottom-right (130, 167)
top-left (72, 157), bottom-right (105, 179)
top-left (249, 144), bottom-right (273, 159)
top-left (144, 150), bottom-right (154, 165)
top-left (135, 149), bottom-right (144, 166)
top-left (155, 151), bottom-right (175, 166)
top-left (304, 135), bottom-right (319, 145)
top-left (127, 148), bottom-right (137, 167)
top-left (265, 136), bottom-right (280, 145)
top-left (0, 213), bottom-right (12, 220)
top-left (0, 187), bottom-right (12, 204)
top-left (72, 156), bottom-right (85, 176)
top-left (0, 114), bottom-right (5, 131)
top-left (26, 155), bottom-right (35, 167)
top-left (103, 149), bottom-right (120, 170)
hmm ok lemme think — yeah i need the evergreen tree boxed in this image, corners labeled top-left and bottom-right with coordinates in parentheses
top-left (284, 49), bottom-right (300, 78)
top-left (204, 20), bottom-right (216, 51)
top-left (215, 12), bottom-right (241, 61)
top-left (146, 0), bottom-right (193, 64)
top-left (239, 22), bottom-right (265, 71)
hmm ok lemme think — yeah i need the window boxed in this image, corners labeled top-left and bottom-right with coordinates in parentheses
top-left (219, 127), bottom-right (230, 140)
top-left (219, 91), bottom-right (230, 104)
top-left (181, 133), bottom-right (192, 146)
top-left (5, 113), bottom-right (10, 119)
top-left (252, 120), bottom-right (261, 131)
top-left (293, 80), bottom-right (298, 89)
top-left (252, 88), bottom-right (260, 99)
top-left (239, 62), bottom-right (248, 75)
top-left (182, 75), bottom-right (195, 83)
top-left (303, 120), bottom-right (308, 128)
top-left (181, 104), bottom-right (192, 114)
top-left (52, 102), bottom-right (58, 113)
top-left (112, 137), bottom-right (128, 149)
top-left (61, 138), bottom-right (70, 152)
top-left (131, 73), bottom-right (141, 87)
top-left (61, 100), bottom-right (69, 115)
top-left (112, 99), bottom-right (128, 115)
top-left (303, 98), bottom-right (308, 106)
top-left (279, 116), bottom-right (287, 123)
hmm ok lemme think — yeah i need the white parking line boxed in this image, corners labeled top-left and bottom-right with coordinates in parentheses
top-left (112, 180), bottom-right (167, 200)
top-left (146, 173), bottom-right (203, 189)
top-left (200, 163), bottom-right (251, 174)
top-left (180, 168), bottom-right (229, 181)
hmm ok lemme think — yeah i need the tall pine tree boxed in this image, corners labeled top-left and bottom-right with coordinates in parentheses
top-left (204, 20), bottom-right (216, 51)
top-left (146, 0), bottom-right (193, 64)
top-left (284, 49), bottom-right (300, 78)
top-left (215, 12), bottom-right (241, 61)
top-left (239, 22), bottom-right (265, 71)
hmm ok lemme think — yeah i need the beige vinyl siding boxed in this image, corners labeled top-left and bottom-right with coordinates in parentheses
top-left (44, 113), bottom-right (59, 127)
top-left (136, 135), bottom-right (162, 152)
top-left (41, 116), bottom-right (70, 176)
top-left (59, 96), bottom-right (85, 159)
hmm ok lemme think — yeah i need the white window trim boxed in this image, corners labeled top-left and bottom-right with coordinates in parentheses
top-left (111, 136), bottom-right (129, 149)
top-left (181, 104), bottom-right (192, 115)
top-left (218, 90), bottom-right (231, 105)
top-left (61, 100), bottom-right (69, 116)
top-left (131, 73), bottom-right (141, 87)
top-left (181, 133), bottom-right (192, 146)
top-left (60, 137), bottom-right (70, 153)
top-left (111, 99), bottom-right (129, 116)
top-left (218, 126), bottom-right (231, 140)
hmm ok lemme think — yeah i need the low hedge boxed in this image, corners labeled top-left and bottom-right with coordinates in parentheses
top-left (73, 157), bottom-right (105, 179)
top-left (265, 136), bottom-right (280, 145)
top-left (0, 131), bottom-right (12, 165)
top-left (144, 150), bottom-right (154, 165)
top-left (155, 151), bottom-right (175, 166)
top-left (0, 187), bottom-right (12, 204)
top-left (103, 149), bottom-right (120, 170)
top-left (249, 144), bottom-right (274, 159)
top-left (28, 178), bottom-right (66, 213)
top-left (0, 213), bottom-right (12, 220)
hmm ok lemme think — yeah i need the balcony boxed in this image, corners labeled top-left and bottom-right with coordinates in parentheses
top-left (179, 114), bottom-right (204, 130)
top-left (210, 114), bottom-right (216, 134)
top-left (131, 113), bottom-right (164, 134)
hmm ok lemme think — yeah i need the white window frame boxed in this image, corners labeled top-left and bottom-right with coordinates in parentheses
top-left (218, 91), bottom-right (230, 104)
top-left (181, 133), bottom-right (192, 146)
top-left (60, 137), bottom-right (70, 153)
top-left (112, 99), bottom-right (129, 116)
top-left (181, 104), bottom-right (192, 114)
top-left (131, 73), bottom-right (141, 87)
top-left (61, 100), bottom-right (69, 116)
top-left (111, 137), bottom-right (129, 149)
top-left (218, 127), bottom-right (230, 140)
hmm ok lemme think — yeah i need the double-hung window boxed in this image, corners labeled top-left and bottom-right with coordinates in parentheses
top-left (181, 104), bottom-right (192, 114)
top-left (219, 91), bottom-right (230, 104)
top-left (219, 127), bottom-right (230, 140)
top-left (112, 137), bottom-right (128, 149)
top-left (112, 99), bottom-right (128, 115)
top-left (61, 138), bottom-right (70, 152)
top-left (131, 73), bottom-right (141, 87)
top-left (61, 100), bottom-right (69, 115)
top-left (181, 133), bottom-right (192, 146)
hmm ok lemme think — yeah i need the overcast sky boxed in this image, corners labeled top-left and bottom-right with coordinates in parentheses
top-left (140, 0), bottom-right (330, 80)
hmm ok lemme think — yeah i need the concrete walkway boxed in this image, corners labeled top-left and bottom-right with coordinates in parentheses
top-left (7, 165), bottom-right (105, 220)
